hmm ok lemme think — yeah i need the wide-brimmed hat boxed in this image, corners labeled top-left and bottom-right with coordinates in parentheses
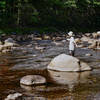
top-left (68, 31), bottom-right (73, 36)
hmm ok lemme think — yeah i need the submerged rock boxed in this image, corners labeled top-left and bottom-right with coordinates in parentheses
top-left (20, 75), bottom-right (46, 85)
top-left (5, 93), bottom-right (22, 100)
top-left (47, 54), bottom-right (92, 71)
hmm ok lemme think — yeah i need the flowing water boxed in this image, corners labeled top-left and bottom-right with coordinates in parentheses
top-left (0, 40), bottom-right (100, 100)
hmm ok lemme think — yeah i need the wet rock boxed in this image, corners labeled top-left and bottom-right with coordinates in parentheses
top-left (0, 38), bottom-right (20, 53)
top-left (85, 33), bottom-right (91, 37)
top-left (88, 40), bottom-right (98, 49)
top-left (75, 38), bottom-right (81, 43)
top-left (34, 37), bottom-right (42, 40)
top-left (4, 38), bottom-right (19, 48)
top-left (81, 36), bottom-right (90, 42)
top-left (0, 45), bottom-right (3, 51)
top-left (43, 35), bottom-right (50, 40)
top-left (35, 46), bottom-right (46, 50)
top-left (2, 49), bottom-right (11, 53)
top-left (77, 44), bottom-right (85, 48)
top-left (5, 38), bottom-right (16, 43)
top-left (97, 31), bottom-right (100, 36)
top-left (16, 36), bottom-right (22, 41)
top-left (20, 75), bottom-right (46, 85)
top-left (0, 41), bottom-right (2, 45)
top-left (47, 54), bottom-right (91, 71)
top-left (52, 41), bottom-right (63, 46)
top-left (87, 39), bottom-right (94, 44)
top-left (85, 53), bottom-right (92, 56)
top-left (26, 44), bottom-right (33, 47)
top-left (5, 93), bottom-right (22, 100)
top-left (92, 32), bottom-right (100, 39)
top-left (61, 40), bottom-right (66, 43)
top-left (56, 36), bottom-right (62, 41)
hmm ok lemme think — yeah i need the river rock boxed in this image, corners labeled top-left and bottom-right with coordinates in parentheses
top-left (47, 54), bottom-right (91, 71)
top-left (88, 40), bottom-right (97, 49)
top-left (43, 35), bottom-right (50, 40)
top-left (0, 41), bottom-right (2, 45)
top-left (2, 49), bottom-right (11, 53)
top-left (5, 93), bottom-right (22, 100)
top-left (81, 36), bottom-right (90, 42)
top-left (0, 45), bottom-right (3, 51)
top-left (53, 41), bottom-right (63, 46)
top-left (85, 53), bottom-right (92, 56)
top-left (92, 32), bottom-right (100, 39)
top-left (5, 38), bottom-right (15, 43)
top-left (75, 38), bottom-right (81, 43)
top-left (97, 31), bottom-right (100, 36)
top-left (20, 75), bottom-right (46, 85)
top-left (85, 33), bottom-right (91, 37)
top-left (4, 38), bottom-right (19, 47)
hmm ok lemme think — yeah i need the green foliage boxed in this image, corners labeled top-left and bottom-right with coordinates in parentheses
top-left (0, 1), bottom-right (6, 8)
top-left (64, 0), bottom-right (76, 8)
top-left (0, 0), bottom-right (100, 33)
top-left (0, 30), bottom-right (4, 34)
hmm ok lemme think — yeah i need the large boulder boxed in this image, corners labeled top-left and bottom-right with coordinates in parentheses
top-left (20, 75), bottom-right (46, 85)
top-left (47, 54), bottom-right (91, 72)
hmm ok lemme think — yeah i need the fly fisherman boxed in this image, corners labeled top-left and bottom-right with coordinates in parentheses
top-left (67, 31), bottom-right (77, 56)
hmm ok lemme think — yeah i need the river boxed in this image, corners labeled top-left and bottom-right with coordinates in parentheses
top-left (0, 39), bottom-right (100, 100)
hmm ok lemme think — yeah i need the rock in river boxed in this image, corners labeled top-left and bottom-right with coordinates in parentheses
top-left (5, 93), bottom-right (22, 100)
top-left (47, 54), bottom-right (92, 71)
top-left (4, 38), bottom-right (19, 47)
top-left (20, 75), bottom-right (46, 85)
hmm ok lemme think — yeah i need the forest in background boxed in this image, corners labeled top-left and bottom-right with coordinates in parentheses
top-left (0, 0), bottom-right (100, 34)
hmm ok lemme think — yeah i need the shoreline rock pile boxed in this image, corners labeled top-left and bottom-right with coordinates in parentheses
top-left (0, 38), bottom-right (19, 53)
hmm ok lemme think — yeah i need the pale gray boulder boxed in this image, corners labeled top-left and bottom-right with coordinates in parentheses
top-left (20, 75), bottom-right (46, 85)
top-left (47, 54), bottom-right (92, 72)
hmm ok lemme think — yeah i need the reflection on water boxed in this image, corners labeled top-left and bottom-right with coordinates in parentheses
top-left (47, 70), bottom-right (90, 84)
top-left (47, 70), bottom-right (91, 91)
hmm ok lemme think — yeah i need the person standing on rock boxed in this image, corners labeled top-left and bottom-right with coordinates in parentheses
top-left (67, 31), bottom-right (77, 56)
